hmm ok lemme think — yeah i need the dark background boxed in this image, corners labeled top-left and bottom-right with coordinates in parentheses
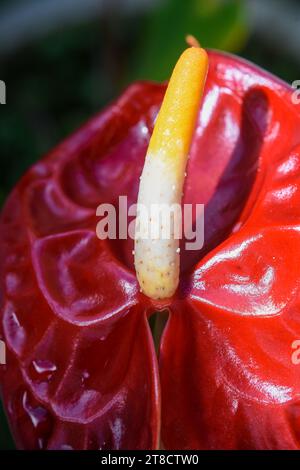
top-left (0, 0), bottom-right (300, 449)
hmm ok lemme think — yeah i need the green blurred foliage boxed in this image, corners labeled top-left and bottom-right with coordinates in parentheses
top-left (130, 0), bottom-right (248, 81)
top-left (0, 0), bottom-right (248, 207)
top-left (0, 22), bottom-right (112, 201)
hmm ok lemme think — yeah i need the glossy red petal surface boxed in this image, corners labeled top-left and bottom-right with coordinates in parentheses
top-left (0, 83), bottom-right (161, 449)
top-left (1, 51), bottom-right (300, 449)
top-left (160, 303), bottom-right (300, 449)
top-left (160, 53), bottom-right (300, 449)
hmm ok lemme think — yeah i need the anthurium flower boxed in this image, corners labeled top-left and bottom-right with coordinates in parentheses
top-left (1, 50), bottom-right (300, 450)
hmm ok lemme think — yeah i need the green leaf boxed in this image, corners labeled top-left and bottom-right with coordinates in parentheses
top-left (130, 0), bottom-right (248, 82)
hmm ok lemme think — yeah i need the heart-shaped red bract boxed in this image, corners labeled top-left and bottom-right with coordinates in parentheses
top-left (1, 50), bottom-right (300, 450)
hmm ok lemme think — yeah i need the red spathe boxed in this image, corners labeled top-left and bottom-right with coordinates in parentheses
top-left (1, 51), bottom-right (300, 449)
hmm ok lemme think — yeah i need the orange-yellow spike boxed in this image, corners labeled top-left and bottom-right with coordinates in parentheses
top-left (186, 34), bottom-right (201, 48)
top-left (148, 46), bottom-right (208, 163)
top-left (134, 44), bottom-right (208, 300)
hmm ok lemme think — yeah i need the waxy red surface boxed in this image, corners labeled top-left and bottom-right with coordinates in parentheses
top-left (1, 51), bottom-right (300, 449)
